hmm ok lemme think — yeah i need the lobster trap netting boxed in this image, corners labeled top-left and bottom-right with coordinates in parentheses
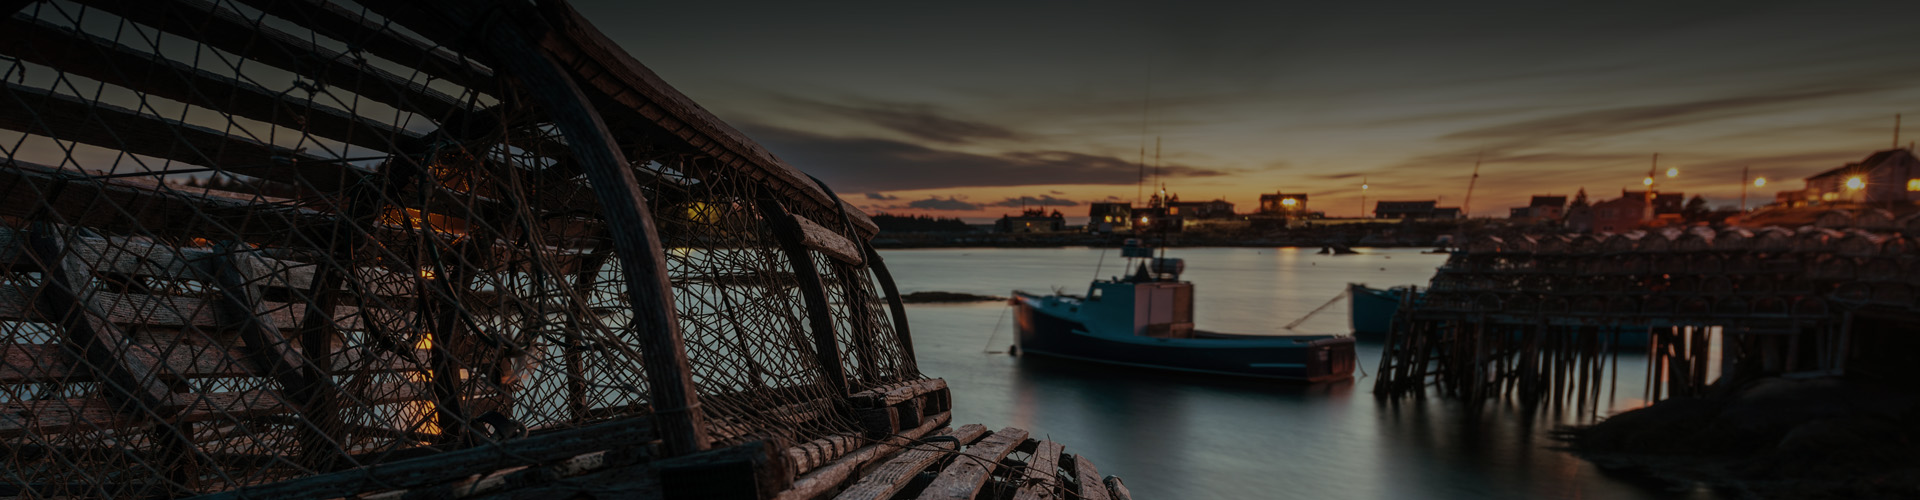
top-left (0, 0), bottom-right (922, 496)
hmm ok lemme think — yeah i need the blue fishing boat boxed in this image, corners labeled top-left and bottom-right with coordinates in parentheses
top-left (1349, 283), bottom-right (1412, 341)
top-left (1010, 240), bottom-right (1356, 382)
top-left (1348, 283), bottom-right (1651, 349)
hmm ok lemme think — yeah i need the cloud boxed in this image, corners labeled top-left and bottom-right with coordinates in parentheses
top-left (1048, 190), bottom-right (1066, 195)
top-left (864, 192), bottom-right (899, 200)
top-left (988, 195), bottom-right (1080, 208)
top-left (1443, 85), bottom-right (1889, 146)
top-left (905, 196), bottom-right (981, 211)
top-left (744, 125), bottom-right (1230, 192)
top-left (779, 96), bottom-right (1022, 144)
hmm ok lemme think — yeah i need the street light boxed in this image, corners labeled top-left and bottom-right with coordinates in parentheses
top-left (1847, 176), bottom-right (1866, 190)
top-left (1642, 177), bottom-right (1654, 186)
top-left (1754, 177), bottom-right (1767, 187)
top-left (1666, 167), bottom-right (1679, 178)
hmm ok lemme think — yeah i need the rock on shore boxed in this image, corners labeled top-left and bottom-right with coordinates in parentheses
top-left (1565, 376), bottom-right (1920, 498)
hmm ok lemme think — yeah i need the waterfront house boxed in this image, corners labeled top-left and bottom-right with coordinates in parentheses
top-left (1778, 148), bottom-right (1920, 206)
top-left (1258, 192), bottom-right (1311, 217)
top-left (996, 208), bottom-right (1067, 233)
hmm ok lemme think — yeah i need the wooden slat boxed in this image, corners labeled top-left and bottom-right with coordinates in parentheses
top-left (0, 381), bottom-right (431, 438)
top-left (0, 281), bottom-right (422, 333)
top-left (916, 427), bottom-right (1030, 500)
top-left (231, 0), bottom-right (494, 90)
top-left (196, 415), bottom-right (657, 500)
top-left (1008, 440), bottom-right (1064, 500)
top-left (771, 411), bottom-right (953, 500)
top-left (1, 13), bottom-right (422, 155)
top-left (848, 378), bottom-right (946, 409)
top-left (835, 424), bottom-right (988, 500)
top-left (0, 161), bottom-right (319, 243)
top-left (0, 82), bottom-right (360, 192)
top-left (1103, 476), bottom-right (1132, 500)
top-left (0, 344), bottom-right (246, 383)
top-left (1065, 454), bottom-right (1110, 500)
top-left (791, 214), bottom-right (864, 266)
top-left (73, 0), bottom-right (475, 127)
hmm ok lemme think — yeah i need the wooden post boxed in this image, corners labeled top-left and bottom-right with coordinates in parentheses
top-left (862, 243), bottom-right (918, 371)
top-left (759, 197), bottom-right (851, 400)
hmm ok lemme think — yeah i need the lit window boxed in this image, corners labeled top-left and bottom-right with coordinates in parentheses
top-left (1822, 192), bottom-right (1838, 201)
top-left (1908, 179), bottom-right (1920, 191)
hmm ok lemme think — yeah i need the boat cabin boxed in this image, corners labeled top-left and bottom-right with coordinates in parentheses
top-left (1083, 258), bottom-right (1195, 338)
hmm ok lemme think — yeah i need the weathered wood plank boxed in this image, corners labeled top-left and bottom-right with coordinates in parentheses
top-left (196, 416), bottom-right (657, 500)
top-left (772, 411), bottom-right (952, 500)
top-left (791, 214), bottom-right (864, 266)
top-left (1065, 454), bottom-right (1109, 500)
top-left (787, 432), bottom-right (862, 476)
top-left (848, 378), bottom-right (947, 409)
top-left (1102, 476), bottom-right (1132, 500)
top-left (835, 424), bottom-right (988, 500)
top-left (28, 229), bottom-right (177, 416)
top-left (915, 426), bottom-right (1029, 500)
top-left (1008, 440), bottom-right (1064, 500)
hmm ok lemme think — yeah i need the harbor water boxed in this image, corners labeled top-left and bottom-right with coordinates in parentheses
top-left (884, 246), bottom-right (1717, 500)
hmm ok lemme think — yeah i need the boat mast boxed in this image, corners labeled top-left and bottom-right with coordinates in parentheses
top-left (1462, 151), bottom-right (1482, 218)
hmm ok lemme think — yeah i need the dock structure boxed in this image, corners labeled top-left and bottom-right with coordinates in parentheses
top-left (1374, 226), bottom-right (1920, 412)
top-left (0, 1), bottom-right (1125, 498)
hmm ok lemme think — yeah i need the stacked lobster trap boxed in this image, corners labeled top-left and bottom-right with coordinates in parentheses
top-left (0, 0), bottom-right (1009, 498)
top-left (1376, 226), bottom-right (1920, 413)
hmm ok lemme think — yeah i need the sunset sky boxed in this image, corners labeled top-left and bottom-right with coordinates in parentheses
top-left (578, 1), bottom-right (1920, 222)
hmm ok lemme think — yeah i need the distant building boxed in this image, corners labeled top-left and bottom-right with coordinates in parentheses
top-left (1087, 202), bottom-right (1134, 233)
top-left (1781, 148), bottom-right (1920, 206)
top-left (1168, 198), bottom-right (1235, 219)
top-left (1590, 196), bottom-right (1645, 233)
top-left (1257, 192), bottom-right (1310, 217)
top-left (995, 208), bottom-right (1066, 233)
top-left (1620, 190), bottom-right (1685, 216)
top-left (1373, 200), bottom-right (1461, 219)
top-left (1587, 190), bottom-right (1684, 232)
top-left (1507, 195), bottom-right (1569, 223)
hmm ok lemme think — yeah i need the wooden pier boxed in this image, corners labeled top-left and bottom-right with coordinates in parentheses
top-left (0, 0), bottom-right (1123, 498)
top-left (1375, 226), bottom-right (1920, 412)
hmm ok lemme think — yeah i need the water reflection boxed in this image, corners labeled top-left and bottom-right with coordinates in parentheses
top-left (890, 247), bottom-right (1722, 499)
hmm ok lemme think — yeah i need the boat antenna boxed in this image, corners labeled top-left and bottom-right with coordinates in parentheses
top-left (1462, 150), bottom-right (1482, 218)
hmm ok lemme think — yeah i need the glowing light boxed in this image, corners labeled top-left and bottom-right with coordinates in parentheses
top-left (419, 268), bottom-right (437, 280)
top-left (1361, 184), bottom-right (1369, 190)
top-left (1666, 167), bottom-right (1679, 178)
top-left (1754, 178), bottom-right (1767, 187)
top-left (1642, 177), bottom-right (1654, 186)
top-left (1847, 176), bottom-right (1866, 190)
top-left (1280, 198), bottom-right (1298, 207)
top-left (1139, 217), bottom-right (1149, 223)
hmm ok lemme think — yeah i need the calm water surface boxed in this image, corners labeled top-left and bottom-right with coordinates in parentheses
top-left (881, 247), bottom-right (1714, 500)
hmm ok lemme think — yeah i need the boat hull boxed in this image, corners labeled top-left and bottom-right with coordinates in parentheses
top-left (1348, 283), bottom-right (1404, 341)
top-left (1012, 294), bottom-right (1355, 382)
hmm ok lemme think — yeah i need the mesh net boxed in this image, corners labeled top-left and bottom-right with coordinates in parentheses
top-left (0, 0), bottom-right (920, 496)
